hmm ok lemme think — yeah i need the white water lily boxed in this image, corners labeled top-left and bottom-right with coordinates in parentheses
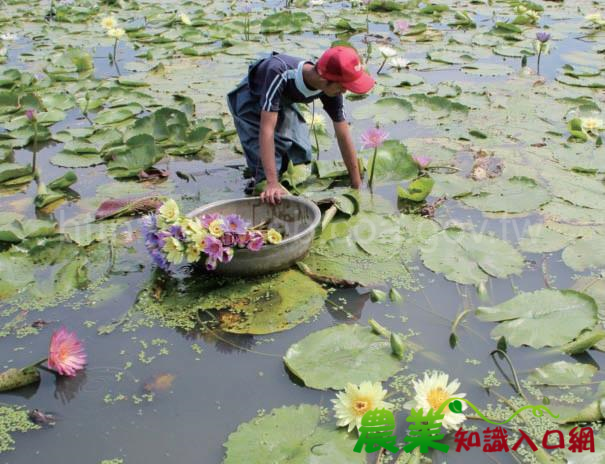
top-left (107, 27), bottom-right (125, 39)
top-left (581, 117), bottom-right (604, 134)
top-left (404, 371), bottom-right (467, 430)
top-left (180, 13), bottom-right (192, 25)
top-left (0, 32), bottom-right (17, 41)
top-left (378, 45), bottom-right (397, 58)
top-left (526, 10), bottom-right (540, 22)
top-left (310, 0), bottom-right (324, 5)
top-left (331, 381), bottom-right (392, 432)
top-left (303, 111), bottom-right (326, 130)
top-left (389, 56), bottom-right (410, 70)
top-left (101, 16), bottom-right (117, 30)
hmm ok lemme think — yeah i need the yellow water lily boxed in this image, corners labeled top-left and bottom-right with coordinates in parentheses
top-left (208, 218), bottom-right (225, 238)
top-left (586, 13), bottom-right (602, 23)
top-left (331, 381), bottom-right (392, 432)
top-left (303, 112), bottom-right (326, 130)
top-left (185, 241), bottom-right (203, 263)
top-left (404, 371), bottom-right (467, 431)
top-left (101, 16), bottom-right (117, 30)
top-left (581, 117), bottom-right (604, 134)
top-left (183, 217), bottom-right (205, 237)
top-left (526, 10), bottom-right (540, 22)
top-left (163, 237), bottom-right (184, 264)
top-left (180, 13), bottom-right (192, 25)
top-left (107, 28), bottom-right (125, 39)
top-left (266, 228), bottom-right (282, 244)
top-left (159, 199), bottom-right (180, 223)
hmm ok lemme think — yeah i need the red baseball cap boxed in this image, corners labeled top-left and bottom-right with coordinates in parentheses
top-left (316, 46), bottom-right (375, 94)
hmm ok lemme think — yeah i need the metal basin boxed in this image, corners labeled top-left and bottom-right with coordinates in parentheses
top-left (187, 196), bottom-right (321, 276)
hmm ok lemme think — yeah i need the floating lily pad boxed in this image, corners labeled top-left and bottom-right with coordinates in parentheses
top-left (477, 289), bottom-right (598, 348)
top-left (420, 228), bottom-right (524, 285)
top-left (562, 235), bottom-right (605, 272)
top-left (351, 97), bottom-right (413, 124)
top-left (223, 404), bottom-right (365, 464)
top-left (528, 361), bottom-right (597, 386)
top-left (284, 324), bottom-right (404, 390)
top-left (460, 176), bottom-right (551, 213)
top-left (196, 270), bottom-right (326, 334)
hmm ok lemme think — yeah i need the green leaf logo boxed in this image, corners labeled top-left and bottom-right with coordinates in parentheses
top-left (449, 400), bottom-right (463, 414)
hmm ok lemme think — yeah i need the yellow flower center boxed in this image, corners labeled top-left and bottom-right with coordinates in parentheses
top-left (427, 387), bottom-right (450, 411)
top-left (353, 399), bottom-right (370, 415)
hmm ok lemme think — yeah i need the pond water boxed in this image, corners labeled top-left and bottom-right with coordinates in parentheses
top-left (1, 1), bottom-right (605, 463)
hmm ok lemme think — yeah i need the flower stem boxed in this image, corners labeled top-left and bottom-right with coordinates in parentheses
top-left (32, 122), bottom-right (38, 174)
top-left (368, 146), bottom-right (378, 191)
top-left (536, 49), bottom-right (542, 76)
top-left (376, 57), bottom-right (387, 75)
top-left (112, 39), bottom-right (121, 75)
top-left (23, 357), bottom-right (47, 371)
top-left (311, 101), bottom-right (320, 160)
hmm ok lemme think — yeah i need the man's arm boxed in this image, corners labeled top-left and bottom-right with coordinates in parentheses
top-left (259, 110), bottom-right (288, 204)
top-left (333, 120), bottom-right (362, 189)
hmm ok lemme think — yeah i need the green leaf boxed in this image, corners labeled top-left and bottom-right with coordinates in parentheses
top-left (420, 228), bottom-right (524, 285)
top-left (562, 235), bottom-right (605, 272)
top-left (47, 171), bottom-right (77, 190)
top-left (260, 11), bottom-right (312, 34)
top-left (397, 176), bottom-right (434, 202)
top-left (283, 324), bottom-right (404, 390)
top-left (0, 163), bottom-right (32, 184)
top-left (370, 289), bottom-right (387, 302)
top-left (477, 289), bottom-right (598, 348)
top-left (106, 134), bottom-right (161, 178)
top-left (94, 107), bottom-right (139, 125)
top-left (367, 140), bottom-right (418, 183)
top-left (528, 361), bottom-right (597, 386)
top-left (351, 97), bottom-right (413, 124)
top-left (196, 270), bottom-right (327, 335)
top-left (223, 405), bottom-right (365, 464)
top-left (461, 176), bottom-right (551, 213)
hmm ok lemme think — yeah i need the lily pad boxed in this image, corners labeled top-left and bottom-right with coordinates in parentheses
top-left (196, 270), bottom-right (327, 334)
top-left (351, 97), bottom-right (413, 124)
top-left (460, 176), bottom-right (551, 213)
top-left (562, 235), bottom-right (605, 272)
top-left (528, 361), bottom-right (597, 386)
top-left (420, 228), bottom-right (524, 285)
top-left (366, 140), bottom-right (418, 184)
top-left (477, 289), bottom-right (598, 348)
top-left (223, 404), bottom-right (365, 464)
top-left (283, 324), bottom-right (404, 390)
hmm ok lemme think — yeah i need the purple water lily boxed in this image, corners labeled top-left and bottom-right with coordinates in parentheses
top-left (205, 256), bottom-right (217, 271)
top-left (236, 232), bottom-right (250, 248)
top-left (536, 31), bottom-right (551, 43)
top-left (224, 214), bottom-right (248, 235)
top-left (203, 235), bottom-right (224, 260)
top-left (200, 213), bottom-right (221, 228)
top-left (247, 231), bottom-right (264, 252)
top-left (149, 248), bottom-right (170, 271)
top-left (221, 232), bottom-right (236, 247)
top-left (168, 224), bottom-right (185, 241)
top-left (25, 109), bottom-right (37, 121)
top-left (394, 19), bottom-right (409, 34)
top-left (142, 214), bottom-right (167, 257)
top-left (220, 247), bottom-right (234, 263)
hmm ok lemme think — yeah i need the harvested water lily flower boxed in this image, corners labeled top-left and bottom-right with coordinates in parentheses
top-left (159, 199), bottom-right (180, 223)
top-left (186, 241), bottom-right (203, 262)
top-left (393, 19), bottom-right (409, 34)
top-left (221, 247), bottom-right (234, 263)
top-left (361, 127), bottom-right (389, 149)
top-left (48, 328), bottom-right (87, 377)
top-left (205, 256), bottom-right (217, 271)
top-left (180, 13), bottom-right (192, 25)
top-left (332, 381), bottom-right (392, 432)
top-left (247, 231), bottom-right (264, 251)
top-left (107, 27), bottom-right (125, 39)
top-left (378, 45), bottom-right (397, 58)
top-left (536, 31), bottom-right (551, 43)
top-left (581, 117), bottom-right (604, 134)
top-left (203, 235), bottom-right (224, 261)
top-left (413, 155), bottom-right (432, 169)
top-left (101, 16), bottom-right (117, 29)
top-left (389, 56), bottom-right (409, 70)
top-left (266, 228), bottom-right (282, 244)
top-left (208, 218), bottom-right (225, 238)
top-left (201, 212), bottom-right (221, 228)
top-left (224, 214), bottom-right (248, 235)
top-left (404, 371), bottom-right (467, 430)
top-left (163, 236), bottom-right (184, 264)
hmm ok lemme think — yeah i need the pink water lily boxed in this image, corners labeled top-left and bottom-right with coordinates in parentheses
top-left (200, 213), bottom-right (221, 228)
top-left (394, 20), bottom-right (409, 34)
top-left (413, 156), bottom-right (432, 169)
top-left (247, 231), bottom-right (264, 252)
top-left (360, 127), bottom-right (389, 150)
top-left (47, 328), bottom-right (87, 377)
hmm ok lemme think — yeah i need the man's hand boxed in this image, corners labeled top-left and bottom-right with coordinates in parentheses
top-left (260, 181), bottom-right (289, 205)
